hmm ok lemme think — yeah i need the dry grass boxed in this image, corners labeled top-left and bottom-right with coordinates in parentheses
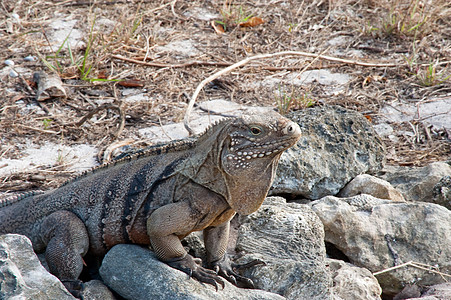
top-left (0, 0), bottom-right (450, 190)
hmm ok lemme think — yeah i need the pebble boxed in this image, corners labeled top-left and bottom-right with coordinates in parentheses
top-left (9, 70), bottom-right (19, 77)
top-left (4, 59), bottom-right (14, 66)
top-left (11, 13), bottom-right (20, 21)
top-left (24, 56), bottom-right (36, 62)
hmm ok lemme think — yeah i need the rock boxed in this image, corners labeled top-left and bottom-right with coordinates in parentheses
top-left (396, 283), bottom-right (451, 300)
top-left (182, 231), bottom-right (206, 261)
top-left (379, 162), bottom-right (451, 205)
top-left (310, 194), bottom-right (451, 296)
top-left (0, 234), bottom-right (75, 300)
top-left (0, 142), bottom-right (98, 178)
top-left (272, 106), bottom-right (385, 199)
top-left (416, 283), bottom-right (451, 299)
top-left (393, 284), bottom-right (422, 300)
top-left (432, 175), bottom-right (451, 210)
top-left (99, 244), bottom-right (284, 300)
top-left (380, 98), bottom-right (451, 131)
top-left (327, 258), bottom-right (382, 300)
top-left (82, 280), bottom-right (117, 300)
top-left (235, 197), bottom-right (332, 299)
top-left (338, 174), bottom-right (405, 201)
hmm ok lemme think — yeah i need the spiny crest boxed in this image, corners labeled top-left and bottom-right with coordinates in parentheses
top-left (194, 116), bottom-right (234, 142)
top-left (0, 190), bottom-right (44, 208)
top-left (59, 116), bottom-right (234, 188)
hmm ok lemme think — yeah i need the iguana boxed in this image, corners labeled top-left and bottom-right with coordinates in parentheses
top-left (0, 111), bottom-right (301, 297)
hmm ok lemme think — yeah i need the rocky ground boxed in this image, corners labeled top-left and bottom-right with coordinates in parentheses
top-left (1, 1), bottom-right (451, 300)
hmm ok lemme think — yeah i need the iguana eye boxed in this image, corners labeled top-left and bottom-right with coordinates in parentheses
top-left (250, 126), bottom-right (262, 135)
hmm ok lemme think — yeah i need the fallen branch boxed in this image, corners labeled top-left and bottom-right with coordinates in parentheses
top-left (113, 50), bottom-right (400, 69)
top-left (183, 50), bottom-right (401, 134)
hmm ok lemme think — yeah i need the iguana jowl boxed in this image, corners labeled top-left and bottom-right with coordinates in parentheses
top-left (0, 111), bottom-right (301, 296)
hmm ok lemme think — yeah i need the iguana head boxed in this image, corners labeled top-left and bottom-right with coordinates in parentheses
top-left (220, 111), bottom-right (301, 215)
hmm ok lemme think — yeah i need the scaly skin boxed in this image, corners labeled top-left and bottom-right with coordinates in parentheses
top-left (0, 111), bottom-right (301, 296)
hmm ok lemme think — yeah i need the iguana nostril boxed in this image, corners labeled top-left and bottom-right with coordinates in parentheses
top-left (283, 122), bottom-right (300, 136)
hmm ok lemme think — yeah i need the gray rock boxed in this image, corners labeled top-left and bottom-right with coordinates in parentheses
top-left (393, 284), bottom-right (422, 300)
top-left (272, 106), bottom-right (385, 199)
top-left (0, 234), bottom-right (75, 300)
top-left (396, 283), bottom-right (451, 300)
top-left (432, 175), bottom-right (451, 210)
top-left (310, 194), bottom-right (451, 296)
top-left (417, 283), bottom-right (451, 299)
top-left (379, 162), bottom-right (451, 205)
top-left (182, 231), bottom-right (206, 261)
top-left (236, 197), bottom-right (332, 300)
top-left (380, 98), bottom-right (451, 131)
top-left (99, 244), bottom-right (285, 300)
top-left (82, 280), bottom-right (117, 300)
top-left (338, 174), bottom-right (405, 202)
top-left (327, 258), bottom-right (382, 300)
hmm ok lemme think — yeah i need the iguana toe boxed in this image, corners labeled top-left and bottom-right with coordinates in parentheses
top-left (211, 255), bottom-right (263, 289)
top-left (191, 267), bottom-right (225, 291)
top-left (167, 254), bottom-right (225, 290)
top-left (232, 258), bottom-right (266, 270)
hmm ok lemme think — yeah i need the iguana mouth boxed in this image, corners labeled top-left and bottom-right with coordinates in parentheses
top-left (227, 137), bottom-right (298, 160)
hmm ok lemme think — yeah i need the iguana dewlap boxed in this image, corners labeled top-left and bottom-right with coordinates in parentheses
top-left (0, 111), bottom-right (301, 297)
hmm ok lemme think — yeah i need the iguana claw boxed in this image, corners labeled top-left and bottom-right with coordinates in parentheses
top-left (210, 255), bottom-right (264, 289)
top-left (167, 254), bottom-right (225, 291)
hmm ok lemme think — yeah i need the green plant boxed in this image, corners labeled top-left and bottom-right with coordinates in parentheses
top-left (36, 13), bottom-right (138, 82)
top-left (288, 23), bottom-right (298, 33)
top-left (42, 118), bottom-right (53, 130)
top-left (56, 148), bottom-right (67, 166)
top-left (381, 0), bottom-right (429, 37)
top-left (415, 63), bottom-right (451, 87)
top-left (275, 84), bottom-right (315, 115)
top-left (219, 3), bottom-right (253, 27)
top-left (38, 30), bottom-right (73, 74)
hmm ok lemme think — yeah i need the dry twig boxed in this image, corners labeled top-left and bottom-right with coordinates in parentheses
top-left (373, 261), bottom-right (451, 280)
top-left (183, 50), bottom-right (401, 134)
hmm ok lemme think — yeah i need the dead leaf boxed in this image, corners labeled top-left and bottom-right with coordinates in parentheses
top-left (98, 71), bottom-right (107, 79)
top-left (118, 79), bottom-right (145, 88)
top-left (239, 17), bottom-right (264, 28)
top-left (364, 115), bottom-right (373, 122)
top-left (363, 75), bottom-right (387, 87)
top-left (211, 21), bottom-right (226, 34)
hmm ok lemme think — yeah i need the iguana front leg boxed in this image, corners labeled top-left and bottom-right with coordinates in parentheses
top-left (37, 210), bottom-right (89, 298)
top-left (146, 201), bottom-right (224, 289)
top-left (204, 221), bottom-right (256, 288)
